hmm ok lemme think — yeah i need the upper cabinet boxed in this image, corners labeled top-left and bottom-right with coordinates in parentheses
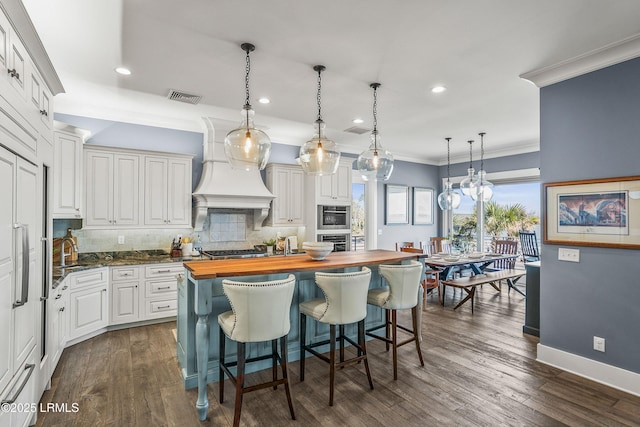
top-left (144, 156), bottom-right (191, 227)
top-left (84, 145), bottom-right (192, 229)
top-left (265, 164), bottom-right (305, 226)
top-left (316, 158), bottom-right (352, 205)
top-left (53, 127), bottom-right (85, 218)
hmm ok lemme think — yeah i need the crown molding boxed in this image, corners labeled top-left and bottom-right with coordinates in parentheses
top-left (520, 33), bottom-right (640, 88)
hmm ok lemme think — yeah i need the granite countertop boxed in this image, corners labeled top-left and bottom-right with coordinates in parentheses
top-left (52, 250), bottom-right (209, 289)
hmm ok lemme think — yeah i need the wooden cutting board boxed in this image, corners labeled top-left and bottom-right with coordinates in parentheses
top-left (52, 236), bottom-right (78, 264)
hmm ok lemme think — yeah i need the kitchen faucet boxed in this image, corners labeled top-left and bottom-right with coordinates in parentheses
top-left (284, 237), bottom-right (292, 256)
top-left (60, 236), bottom-right (78, 267)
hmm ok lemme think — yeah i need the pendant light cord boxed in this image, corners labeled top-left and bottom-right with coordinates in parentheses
top-left (372, 84), bottom-right (378, 150)
top-left (479, 132), bottom-right (486, 172)
top-left (446, 137), bottom-right (452, 184)
top-left (468, 140), bottom-right (474, 168)
top-left (315, 66), bottom-right (324, 139)
top-left (244, 48), bottom-right (251, 110)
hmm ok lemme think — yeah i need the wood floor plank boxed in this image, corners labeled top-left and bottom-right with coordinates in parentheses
top-left (35, 284), bottom-right (640, 427)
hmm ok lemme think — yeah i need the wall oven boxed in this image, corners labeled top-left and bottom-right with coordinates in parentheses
top-left (317, 233), bottom-right (351, 252)
top-left (317, 205), bottom-right (351, 230)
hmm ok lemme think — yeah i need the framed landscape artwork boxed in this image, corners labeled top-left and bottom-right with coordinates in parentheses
top-left (385, 184), bottom-right (409, 224)
top-left (412, 187), bottom-right (434, 225)
top-left (544, 176), bottom-right (640, 249)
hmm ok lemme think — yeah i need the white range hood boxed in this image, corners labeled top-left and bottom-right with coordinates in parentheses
top-left (192, 117), bottom-right (274, 231)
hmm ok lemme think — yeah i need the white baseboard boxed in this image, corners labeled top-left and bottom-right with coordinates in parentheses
top-left (537, 344), bottom-right (640, 397)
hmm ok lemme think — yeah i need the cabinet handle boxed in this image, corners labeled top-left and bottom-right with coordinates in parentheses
top-left (1, 364), bottom-right (34, 404)
top-left (167, 219), bottom-right (171, 223)
top-left (62, 285), bottom-right (68, 290)
top-left (55, 294), bottom-right (62, 300)
top-left (157, 269), bottom-right (171, 273)
top-left (158, 286), bottom-right (171, 290)
top-left (113, 220), bottom-right (116, 224)
top-left (7, 68), bottom-right (20, 79)
top-left (59, 307), bottom-right (65, 312)
top-left (39, 109), bottom-right (48, 117)
top-left (102, 289), bottom-right (107, 292)
top-left (157, 305), bottom-right (171, 309)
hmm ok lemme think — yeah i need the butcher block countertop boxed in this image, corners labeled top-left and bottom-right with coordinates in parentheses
top-left (183, 249), bottom-right (420, 280)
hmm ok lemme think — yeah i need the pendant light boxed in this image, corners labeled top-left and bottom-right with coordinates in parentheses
top-left (437, 137), bottom-right (461, 210)
top-left (224, 43), bottom-right (271, 171)
top-left (299, 65), bottom-right (340, 175)
top-left (459, 139), bottom-right (480, 197)
top-left (357, 83), bottom-right (394, 181)
top-left (470, 132), bottom-right (494, 202)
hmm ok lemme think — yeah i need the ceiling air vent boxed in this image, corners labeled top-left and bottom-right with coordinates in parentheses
top-left (343, 126), bottom-right (371, 135)
top-left (167, 89), bottom-right (202, 105)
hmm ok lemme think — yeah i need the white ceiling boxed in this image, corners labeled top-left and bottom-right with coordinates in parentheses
top-left (22, 0), bottom-right (640, 164)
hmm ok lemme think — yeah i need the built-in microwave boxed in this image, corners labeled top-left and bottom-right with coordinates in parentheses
top-left (317, 233), bottom-right (351, 252)
top-left (317, 205), bottom-right (351, 230)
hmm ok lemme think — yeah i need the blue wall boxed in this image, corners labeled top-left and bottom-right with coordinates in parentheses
top-left (539, 57), bottom-right (640, 374)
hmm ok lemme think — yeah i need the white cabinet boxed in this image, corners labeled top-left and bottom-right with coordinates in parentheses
top-left (316, 159), bottom-right (352, 205)
top-left (143, 263), bottom-right (182, 320)
top-left (49, 280), bottom-right (69, 373)
top-left (84, 148), bottom-right (140, 227)
top-left (53, 129), bottom-right (84, 218)
top-left (110, 266), bottom-right (140, 325)
top-left (265, 164), bottom-right (305, 226)
top-left (84, 146), bottom-right (192, 229)
top-left (2, 13), bottom-right (27, 101)
top-left (29, 67), bottom-right (52, 137)
top-left (68, 268), bottom-right (109, 341)
top-left (144, 156), bottom-right (191, 227)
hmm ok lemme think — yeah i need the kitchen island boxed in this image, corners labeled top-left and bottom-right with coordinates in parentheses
top-left (179, 249), bottom-right (421, 421)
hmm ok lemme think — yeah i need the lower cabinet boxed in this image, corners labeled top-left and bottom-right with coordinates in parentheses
top-left (68, 268), bottom-right (109, 341)
top-left (111, 281), bottom-right (140, 325)
top-left (49, 280), bottom-right (69, 373)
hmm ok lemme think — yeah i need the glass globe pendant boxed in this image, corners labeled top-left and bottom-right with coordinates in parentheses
top-left (299, 65), bottom-right (340, 175)
top-left (470, 132), bottom-right (494, 202)
top-left (459, 139), bottom-right (480, 196)
top-left (224, 43), bottom-right (271, 171)
top-left (357, 83), bottom-right (394, 181)
top-left (437, 137), bottom-right (461, 210)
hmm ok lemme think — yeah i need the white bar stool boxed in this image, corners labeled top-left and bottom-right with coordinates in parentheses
top-left (218, 274), bottom-right (296, 427)
top-left (366, 261), bottom-right (425, 380)
top-left (299, 267), bottom-right (374, 406)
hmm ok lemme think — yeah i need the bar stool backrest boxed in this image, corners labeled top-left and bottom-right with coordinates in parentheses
top-left (221, 274), bottom-right (296, 342)
top-left (314, 267), bottom-right (372, 325)
top-left (378, 261), bottom-right (423, 310)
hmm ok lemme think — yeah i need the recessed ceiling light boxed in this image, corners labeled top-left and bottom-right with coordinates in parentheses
top-left (352, 118), bottom-right (364, 124)
top-left (115, 67), bottom-right (131, 76)
top-left (258, 97), bottom-right (270, 104)
top-left (431, 86), bottom-right (446, 94)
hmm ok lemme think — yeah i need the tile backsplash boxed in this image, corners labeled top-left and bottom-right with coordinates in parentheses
top-left (53, 209), bottom-right (305, 253)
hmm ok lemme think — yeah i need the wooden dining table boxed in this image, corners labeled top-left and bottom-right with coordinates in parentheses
top-left (424, 253), bottom-right (521, 305)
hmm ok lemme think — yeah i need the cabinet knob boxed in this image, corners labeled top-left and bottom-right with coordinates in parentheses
top-left (59, 307), bottom-right (65, 312)
top-left (39, 109), bottom-right (48, 117)
top-left (55, 294), bottom-right (62, 300)
top-left (7, 68), bottom-right (19, 79)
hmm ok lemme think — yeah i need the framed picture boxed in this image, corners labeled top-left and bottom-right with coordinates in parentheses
top-left (413, 187), bottom-right (434, 225)
top-left (385, 184), bottom-right (409, 224)
top-left (544, 176), bottom-right (640, 249)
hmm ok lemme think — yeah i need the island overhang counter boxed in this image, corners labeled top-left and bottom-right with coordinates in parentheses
top-left (178, 249), bottom-right (421, 421)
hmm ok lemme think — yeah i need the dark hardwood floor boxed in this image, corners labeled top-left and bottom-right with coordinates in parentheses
top-left (37, 284), bottom-right (640, 426)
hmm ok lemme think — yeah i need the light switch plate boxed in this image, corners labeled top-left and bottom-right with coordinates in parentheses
top-left (593, 336), bottom-right (605, 352)
top-left (558, 247), bottom-right (580, 262)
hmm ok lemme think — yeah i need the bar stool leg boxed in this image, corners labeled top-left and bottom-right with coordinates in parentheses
top-left (219, 327), bottom-right (225, 403)
top-left (300, 313), bottom-right (306, 381)
top-left (280, 335), bottom-right (296, 420)
top-left (272, 339), bottom-right (278, 390)
top-left (329, 324), bottom-right (336, 406)
top-left (391, 309), bottom-right (398, 380)
top-left (233, 342), bottom-right (246, 427)
top-left (385, 309), bottom-right (391, 351)
top-left (358, 319), bottom-right (374, 390)
top-left (339, 324), bottom-right (345, 364)
top-left (412, 306), bottom-right (425, 367)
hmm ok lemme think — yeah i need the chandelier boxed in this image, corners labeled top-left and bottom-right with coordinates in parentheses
top-left (299, 65), bottom-right (340, 175)
top-left (357, 83), bottom-right (394, 181)
top-left (224, 43), bottom-right (271, 170)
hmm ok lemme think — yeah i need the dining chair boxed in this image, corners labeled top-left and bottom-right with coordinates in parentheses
top-left (429, 237), bottom-right (449, 253)
top-left (486, 239), bottom-right (521, 294)
top-left (519, 231), bottom-right (540, 263)
top-left (218, 275), bottom-right (297, 427)
top-left (395, 241), bottom-right (414, 251)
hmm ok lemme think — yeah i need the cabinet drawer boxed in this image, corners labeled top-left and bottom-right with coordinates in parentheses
top-left (145, 279), bottom-right (177, 298)
top-left (111, 266), bottom-right (140, 282)
top-left (144, 299), bottom-right (177, 319)
top-left (69, 268), bottom-right (108, 289)
top-left (145, 264), bottom-right (183, 278)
